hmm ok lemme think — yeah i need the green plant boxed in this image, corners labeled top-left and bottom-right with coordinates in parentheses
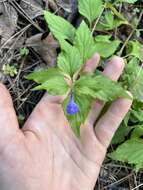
top-left (26, 0), bottom-right (143, 170)
top-left (20, 47), bottom-right (29, 57)
top-left (2, 64), bottom-right (17, 77)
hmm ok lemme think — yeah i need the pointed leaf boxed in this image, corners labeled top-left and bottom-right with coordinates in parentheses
top-left (78, 0), bottom-right (103, 24)
top-left (58, 39), bottom-right (82, 77)
top-left (26, 68), bottom-right (63, 83)
top-left (94, 35), bottom-right (120, 58)
top-left (33, 76), bottom-right (69, 95)
top-left (74, 21), bottom-right (95, 62)
top-left (75, 74), bottom-right (129, 102)
top-left (44, 10), bottom-right (75, 41)
top-left (109, 138), bottom-right (143, 171)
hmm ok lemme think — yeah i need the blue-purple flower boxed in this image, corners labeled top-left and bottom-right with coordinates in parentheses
top-left (66, 96), bottom-right (79, 115)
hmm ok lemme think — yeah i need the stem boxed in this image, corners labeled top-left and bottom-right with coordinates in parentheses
top-left (91, 4), bottom-right (105, 35)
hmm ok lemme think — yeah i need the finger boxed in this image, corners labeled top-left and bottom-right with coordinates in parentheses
top-left (83, 53), bottom-right (100, 73)
top-left (0, 83), bottom-right (21, 145)
top-left (95, 92), bottom-right (133, 148)
top-left (85, 56), bottom-right (125, 126)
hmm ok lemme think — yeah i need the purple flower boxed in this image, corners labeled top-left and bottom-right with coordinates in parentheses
top-left (66, 96), bottom-right (79, 115)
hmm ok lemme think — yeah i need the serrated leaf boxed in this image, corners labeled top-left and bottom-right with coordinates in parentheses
top-left (63, 94), bottom-right (92, 136)
top-left (26, 68), bottom-right (63, 83)
top-left (112, 112), bottom-right (131, 144)
top-left (130, 109), bottom-right (143, 123)
top-left (128, 41), bottom-right (143, 61)
top-left (75, 74), bottom-right (129, 102)
top-left (122, 57), bottom-right (143, 102)
top-left (112, 123), bottom-right (131, 144)
top-left (95, 35), bottom-right (111, 42)
top-left (96, 11), bottom-right (128, 31)
top-left (78, 0), bottom-right (103, 24)
top-left (33, 75), bottom-right (69, 95)
top-left (74, 21), bottom-right (95, 62)
top-left (44, 10), bottom-right (75, 41)
top-left (94, 35), bottom-right (120, 58)
top-left (57, 39), bottom-right (82, 77)
top-left (109, 138), bottom-right (143, 171)
top-left (131, 125), bottom-right (143, 139)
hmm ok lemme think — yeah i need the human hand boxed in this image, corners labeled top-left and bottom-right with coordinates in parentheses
top-left (0, 54), bottom-right (132, 190)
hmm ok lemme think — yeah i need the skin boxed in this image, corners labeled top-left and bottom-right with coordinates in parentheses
top-left (0, 54), bottom-right (132, 190)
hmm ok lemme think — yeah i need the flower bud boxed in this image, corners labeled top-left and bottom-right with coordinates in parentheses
top-left (66, 96), bottom-right (79, 115)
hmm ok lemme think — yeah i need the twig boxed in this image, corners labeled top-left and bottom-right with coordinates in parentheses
top-left (91, 5), bottom-right (105, 35)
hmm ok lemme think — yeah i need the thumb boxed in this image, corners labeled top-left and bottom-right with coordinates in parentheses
top-left (0, 83), bottom-right (21, 147)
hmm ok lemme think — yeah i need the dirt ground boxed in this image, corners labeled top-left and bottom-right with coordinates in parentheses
top-left (0, 0), bottom-right (143, 189)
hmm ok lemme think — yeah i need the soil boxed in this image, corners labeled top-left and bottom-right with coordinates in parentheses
top-left (0, 0), bottom-right (143, 189)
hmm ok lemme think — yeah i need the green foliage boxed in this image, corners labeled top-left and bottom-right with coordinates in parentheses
top-left (109, 136), bottom-right (143, 171)
top-left (63, 94), bottom-right (92, 136)
top-left (44, 11), bottom-right (75, 41)
top-left (96, 11), bottom-right (128, 30)
top-left (26, 68), bottom-right (69, 95)
top-left (2, 64), bottom-right (17, 77)
top-left (33, 76), bottom-right (69, 95)
top-left (127, 41), bottom-right (143, 61)
top-left (74, 21), bottom-right (95, 62)
top-left (26, 68), bottom-right (63, 83)
top-left (75, 74), bottom-right (129, 101)
top-left (26, 0), bottom-right (143, 170)
top-left (121, 58), bottom-right (143, 102)
top-left (111, 57), bottom-right (143, 169)
top-left (94, 35), bottom-right (120, 58)
top-left (112, 112), bottom-right (131, 144)
top-left (20, 47), bottom-right (29, 57)
top-left (57, 39), bottom-right (82, 76)
top-left (78, 0), bottom-right (103, 24)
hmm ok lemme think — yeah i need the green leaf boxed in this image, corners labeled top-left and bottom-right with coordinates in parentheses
top-left (63, 94), bottom-right (92, 136)
top-left (33, 75), bottom-right (69, 95)
top-left (57, 39), bottom-right (82, 77)
top-left (121, 57), bottom-right (143, 102)
top-left (94, 35), bottom-right (120, 58)
top-left (78, 0), bottom-right (103, 24)
top-left (130, 109), bottom-right (143, 123)
top-left (74, 21), bottom-right (95, 62)
top-left (44, 10), bottom-right (75, 41)
top-left (26, 68), bottom-right (63, 84)
top-left (128, 41), bottom-right (143, 61)
top-left (20, 47), bottom-right (29, 57)
top-left (131, 125), bottom-right (143, 139)
top-left (96, 11), bottom-right (128, 31)
top-left (112, 112), bottom-right (131, 144)
top-left (109, 138), bottom-right (143, 171)
top-left (75, 74), bottom-right (129, 102)
top-left (95, 35), bottom-right (111, 42)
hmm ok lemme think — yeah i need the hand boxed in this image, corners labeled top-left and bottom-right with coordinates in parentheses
top-left (0, 54), bottom-right (132, 190)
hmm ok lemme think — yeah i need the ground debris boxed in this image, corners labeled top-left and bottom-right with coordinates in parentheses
top-left (20, 0), bottom-right (43, 19)
top-left (26, 33), bottom-right (59, 67)
top-left (0, 2), bottom-right (18, 44)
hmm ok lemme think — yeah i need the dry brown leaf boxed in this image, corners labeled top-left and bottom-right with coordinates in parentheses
top-left (0, 2), bottom-right (18, 44)
top-left (20, 0), bottom-right (43, 19)
top-left (26, 33), bottom-right (59, 67)
top-left (55, 0), bottom-right (73, 12)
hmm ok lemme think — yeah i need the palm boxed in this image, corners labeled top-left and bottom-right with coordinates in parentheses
top-left (0, 55), bottom-right (132, 190)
